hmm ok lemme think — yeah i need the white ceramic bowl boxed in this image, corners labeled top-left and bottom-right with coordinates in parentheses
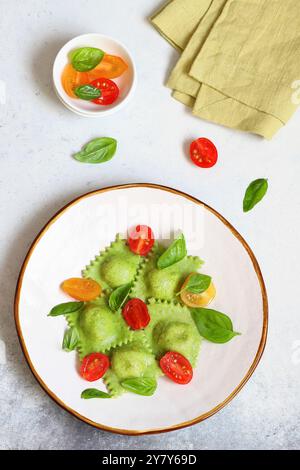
top-left (15, 184), bottom-right (268, 435)
top-left (53, 34), bottom-right (136, 117)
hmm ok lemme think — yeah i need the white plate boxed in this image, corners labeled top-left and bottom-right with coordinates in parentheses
top-left (15, 184), bottom-right (268, 435)
top-left (53, 34), bottom-right (136, 117)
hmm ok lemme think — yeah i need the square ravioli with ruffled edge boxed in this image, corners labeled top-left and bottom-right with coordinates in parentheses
top-left (83, 235), bottom-right (143, 291)
top-left (103, 332), bottom-right (162, 397)
top-left (144, 299), bottom-right (201, 367)
top-left (65, 296), bottom-right (133, 359)
top-left (130, 244), bottom-right (203, 302)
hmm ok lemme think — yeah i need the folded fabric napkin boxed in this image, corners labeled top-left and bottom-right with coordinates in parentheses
top-left (151, 0), bottom-right (300, 138)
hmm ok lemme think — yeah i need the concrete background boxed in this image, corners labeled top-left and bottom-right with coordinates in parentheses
top-left (0, 0), bottom-right (299, 450)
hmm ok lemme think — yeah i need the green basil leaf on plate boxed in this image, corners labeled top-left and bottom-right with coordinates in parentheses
top-left (74, 137), bottom-right (117, 164)
top-left (157, 233), bottom-right (187, 270)
top-left (178, 273), bottom-right (211, 295)
top-left (121, 378), bottom-right (157, 396)
top-left (109, 283), bottom-right (132, 312)
top-left (191, 308), bottom-right (241, 343)
top-left (81, 388), bottom-right (111, 399)
top-left (243, 178), bottom-right (268, 212)
top-left (62, 327), bottom-right (79, 352)
top-left (48, 301), bottom-right (84, 317)
top-left (71, 47), bottom-right (104, 72)
top-left (74, 84), bottom-right (101, 100)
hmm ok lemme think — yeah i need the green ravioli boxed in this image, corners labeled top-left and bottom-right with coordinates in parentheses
top-left (83, 235), bottom-right (142, 290)
top-left (54, 232), bottom-right (208, 399)
top-left (104, 333), bottom-right (162, 397)
top-left (144, 299), bottom-right (201, 367)
top-left (65, 297), bottom-right (133, 359)
top-left (130, 244), bottom-right (203, 301)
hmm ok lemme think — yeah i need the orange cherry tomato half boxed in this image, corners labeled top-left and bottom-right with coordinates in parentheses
top-left (160, 351), bottom-right (193, 385)
top-left (122, 298), bottom-right (150, 330)
top-left (128, 225), bottom-right (155, 256)
top-left (89, 78), bottom-right (119, 105)
top-left (80, 353), bottom-right (110, 382)
top-left (190, 138), bottom-right (218, 168)
top-left (61, 63), bottom-right (90, 98)
top-left (61, 277), bottom-right (101, 301)
top-left (87, 54), bottom-right (128, 80)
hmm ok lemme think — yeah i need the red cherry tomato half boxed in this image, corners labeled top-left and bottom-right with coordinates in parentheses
top-left (128, 225), bottom-right (155, 256)
top-left (122, 298), bottom-right (150, 330)
top-left (89, 78), bottom-right (119, 105)
top-left (160, 351), bottom-right (193, 384)
top-left (80, 353), bottom-right (110, 382)
top-left (190, 138), bottom-right (218, 168)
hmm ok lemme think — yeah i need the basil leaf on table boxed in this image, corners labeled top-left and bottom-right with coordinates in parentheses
top-left (62, 327), bottom-right (79, 352)
top-left (121, 378), bottom-right (157, 396)
top-left (191, 308), bottom-right (241, 343)
top-left (178, 273), bottom-right (212, 295)
top-left (74, 84), bottom-right (101, 100)
top-left (243, 178), bottom-right (268, 212)
top-left (74, 137), bottom-right (117, 164)
top-left (109, 283), bottom-right (132, 312)
top-left (81, 389), bottom-right (111, 399)
top-left (71, 47), bottom-right (104, 72)
top-left (48, 301), bottom-right (84, 317)
top-left (157, 234), bottom-right (187, 269)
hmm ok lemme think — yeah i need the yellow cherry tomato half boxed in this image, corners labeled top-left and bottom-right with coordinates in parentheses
top-left (61, 278), bottom-right (101, 301)
top-left (87, 54), bottom-right (128, 80)
top-left (180, 273), bottom-right (216, 308)
top-left (61, 63), bottom-right (90, 98)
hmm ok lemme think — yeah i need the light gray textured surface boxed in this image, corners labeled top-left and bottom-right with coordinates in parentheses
top-left (0, 0), bottom-right (300, 450)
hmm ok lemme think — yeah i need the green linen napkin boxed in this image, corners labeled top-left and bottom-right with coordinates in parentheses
top-left (151, 0), bottom-right (300, 138)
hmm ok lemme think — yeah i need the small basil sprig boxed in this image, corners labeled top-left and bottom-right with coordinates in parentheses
top-left (81, 388), bottom-right (111, 399)
top-left (109, 283), bottom-right (132, 311)
top-left (157, 234), bottom-right (187, 270)
top-left (74, 137), bottom-right (117, 164)
top-left (121, 378), bottom-right (157, 396)
top-left (243, 178), bottom-right (268, 212)
top-left (71, 47), bottom-right (104, 72)
top-left (177, 273), bottom-right (211, 295)
top-left (191, 308), bottom-right (240, 343)
top-left (74, 84), bottom-right (101, 100)
top-left (62, 327), bottom-right (79, 352)
top-left (48, 301), bottom-right (84, 317)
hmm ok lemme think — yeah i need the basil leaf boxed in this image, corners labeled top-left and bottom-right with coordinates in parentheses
top-left (157, 234), bottom-right (187, 270)
top-left (121, 378), bottom-right (157, 396)
top-left (81, 388), bottom-right (111, 399)
top-left (74, 84), bottom-right (101, 100)
top-left (191, 308), bottom-right (241, 343)
top-left (74, 137), bottom-right (117, 164)
top-left (48, 301), bottom-right (84, 317)
top-left (109, 283), bottom-right (132, 311)
top-left (243, 178), bottom-right (268, 212)
top-left (178, 273), bottom-right (211, 295)
top-left (62, 327), bottom-right (79, 352)
top-left (71, 47), bottom-right (104, 72)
